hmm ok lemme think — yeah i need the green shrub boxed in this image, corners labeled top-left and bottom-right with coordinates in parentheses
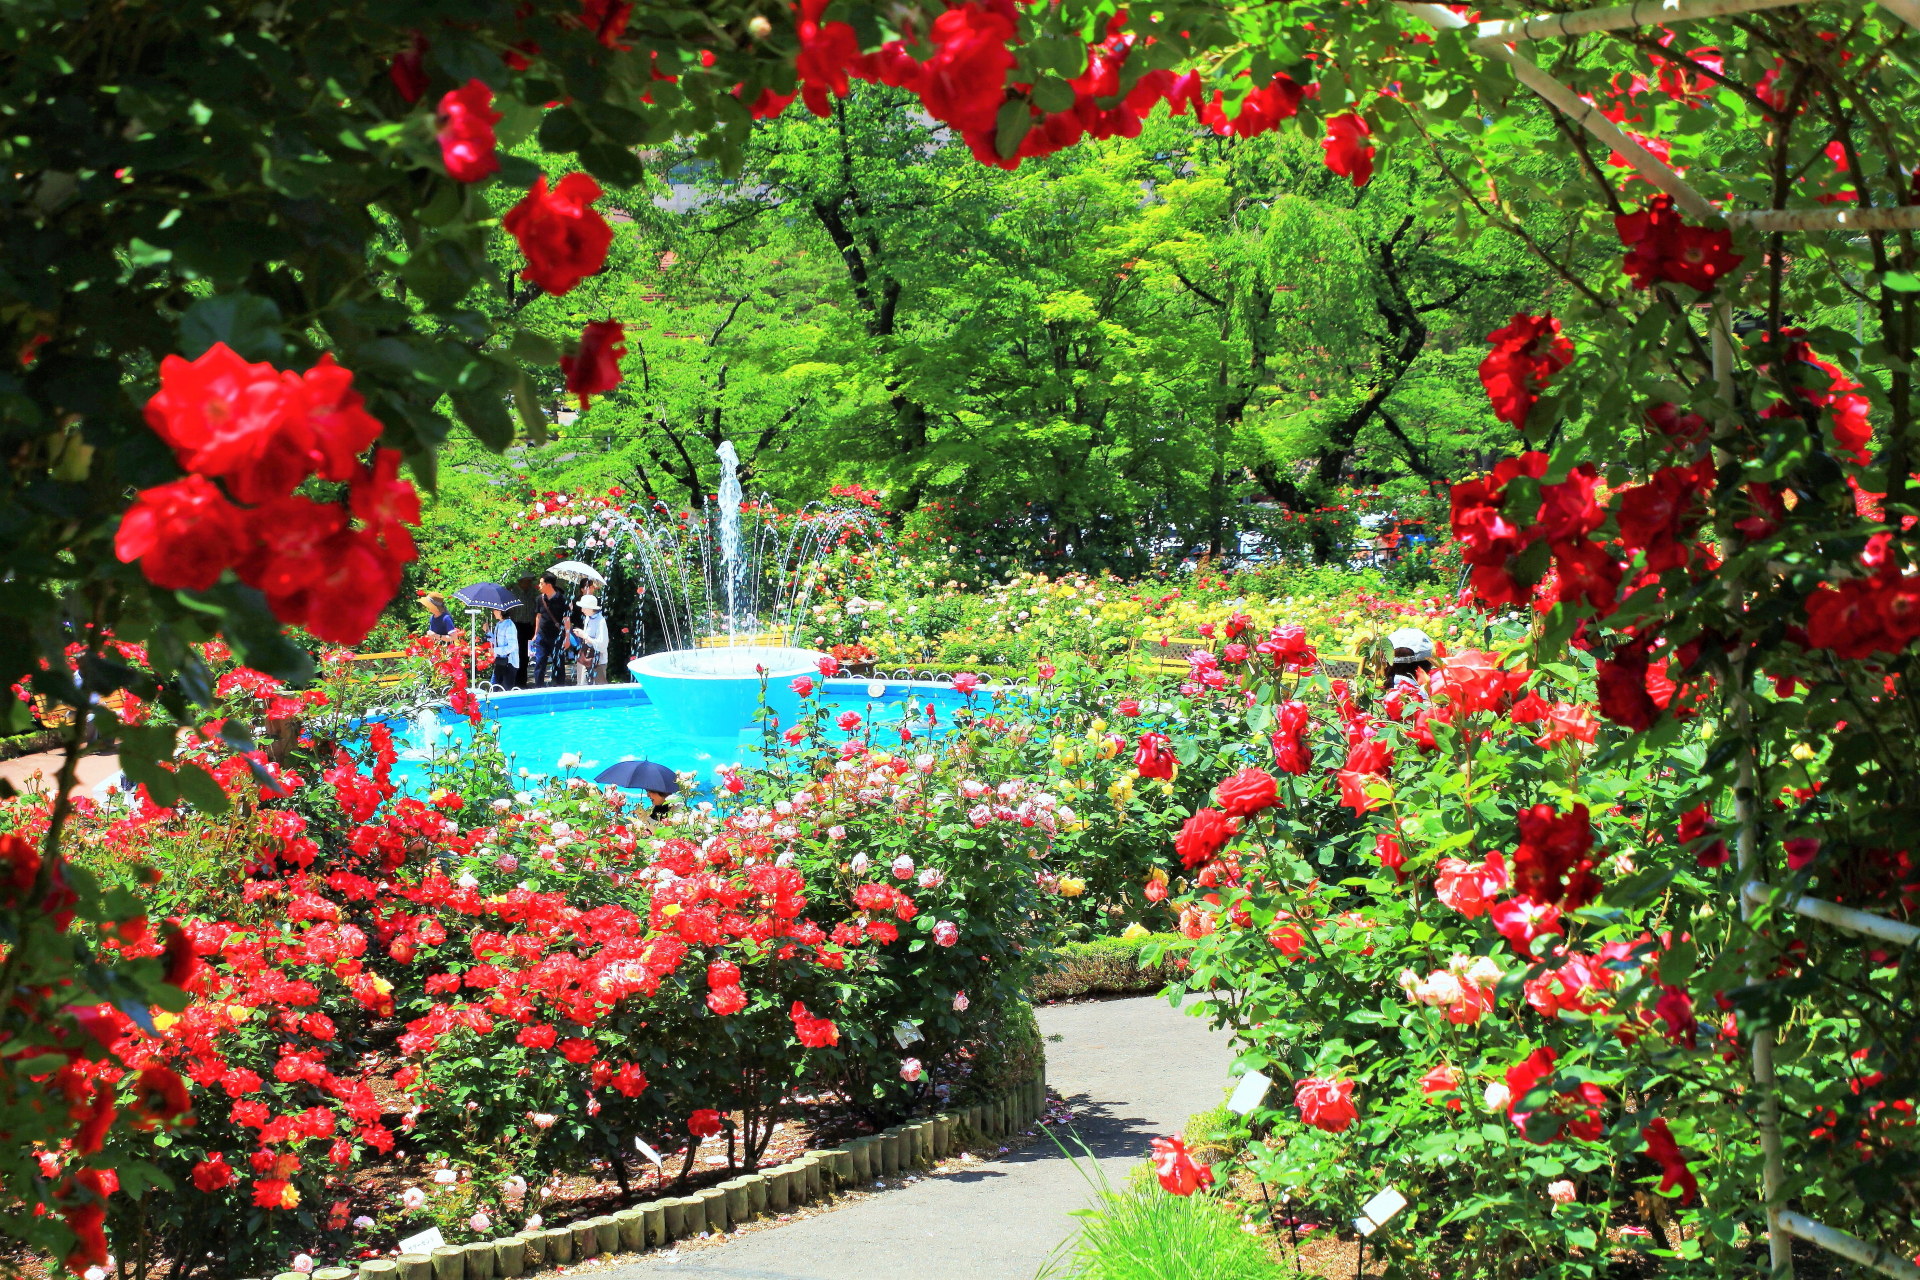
top-left (1043, 1180), bottom-right (1283, 1280)
top-left (963, 998), bottom-right (1046, 1100)
top-left (1031, 932), bottom-right (1176, 1002)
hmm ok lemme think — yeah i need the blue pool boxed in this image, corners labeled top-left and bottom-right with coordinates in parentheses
top-left (388, 679), bottom-right (980, 794)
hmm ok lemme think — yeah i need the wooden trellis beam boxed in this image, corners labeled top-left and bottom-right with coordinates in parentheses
top-left (1474, 0), bottom-right (1812, 43)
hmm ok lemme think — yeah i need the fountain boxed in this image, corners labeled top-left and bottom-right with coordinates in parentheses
top-left (612, 443), bottom-right (874, 737)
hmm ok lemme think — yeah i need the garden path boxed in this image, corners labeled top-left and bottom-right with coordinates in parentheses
top-left (603, 993), bottom-right (1235, 1280)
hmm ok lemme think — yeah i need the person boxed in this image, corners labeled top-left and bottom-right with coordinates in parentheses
top-left (419, 590), bottom-right (458, 636)
top-left (489, 608), bottom-right (520, 690)
top-left (1384, 626), bottom-right (1436, 692)
top-left (529, 573), bottom-right (567, 686)
top-left (573, 593), bottom-right (610, 685)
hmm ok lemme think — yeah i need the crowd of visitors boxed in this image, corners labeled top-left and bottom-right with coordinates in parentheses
top-left (445, 570), bottom-right (614, 692)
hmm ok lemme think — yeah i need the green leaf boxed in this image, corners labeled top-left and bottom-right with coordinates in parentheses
top-left (173, 761), bottom-right (230, 814)
top-left (994, 99), bottom-right (1031, 161)
top-left (180, 292), bottom-right (285, 362)
top-left (1030, 77), bottom-right (1076, 114)
top-left (1882, 270), bottom-right (1920, 292)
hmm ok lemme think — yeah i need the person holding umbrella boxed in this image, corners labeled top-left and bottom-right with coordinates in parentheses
top-left (595, 760), bottom-right (680, 821)
top-left (489, 608), bottom-right (520, 689)
top-left (452, 582), bottom-right (524, 692)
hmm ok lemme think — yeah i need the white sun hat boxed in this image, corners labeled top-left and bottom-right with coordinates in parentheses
top-left (1388, 627), bottom-right (1434, 661)
top-left (578, 594), bottom-right (601, 614)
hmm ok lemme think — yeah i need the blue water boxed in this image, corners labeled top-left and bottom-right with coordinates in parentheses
top-left (388, 680), bottom-right (977, 794)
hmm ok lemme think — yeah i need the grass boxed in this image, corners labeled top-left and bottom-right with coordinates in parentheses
top-left (1043, 1179), bottom-right (1288, 1280)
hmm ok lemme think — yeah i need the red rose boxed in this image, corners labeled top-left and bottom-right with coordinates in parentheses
top-left (558, 1037), bottom-right (597, 1063)
top-left (1294, 1076), bottom-right (1358, 1132)
top-left (1615, 195), bottom-right (1743, 292)
top-left (390, 34), bottom-right (429, 103)
top-left (1641, 1118), bottom-right (1698, 1204)
top-left (348, 448), bottom-right (422, 563)
top-left (1479, 314), bottom-right (1573, 431)
top-left (114, 475), bottom-right (250, 591)
top-left (505, 173), bottom-right (614, 296)
top-left (688, 1108), bottom-right (724, 1138)
top-left (561, 320), bottom-right (626, 408)
top-left (191, 1153), bottom-right (235, 1192)
top-left (1213, 766), bottom-right (1278, 818)
top-left (1148, 1135), bottom-right (1213, 1195)
top-left (436, 79), bottom-right (501, 183)
top-left (706, 959), bottom-right (741, 988)
top-left (1269, 700), bottom-right (1312, 774)
top-left (706, 983), bottom-right (747, 1015)
top-left (1172, 807), bottom-right (1235, 869)
top-left (1133, 731), bottom-right (1175, 780)
top-left (1321, 113), bottom-right (1374, 187)
top-left (237, 499), bottom-right (404, 645)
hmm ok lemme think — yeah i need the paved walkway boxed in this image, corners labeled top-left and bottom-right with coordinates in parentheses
top-left (0, 748), bottom-right (121, 798)
top-left (606, 995), bottom-right (1236, 1280)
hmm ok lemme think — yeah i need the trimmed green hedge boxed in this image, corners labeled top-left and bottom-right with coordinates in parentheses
top-left (1031, 932), bottom-right (1177, 1002)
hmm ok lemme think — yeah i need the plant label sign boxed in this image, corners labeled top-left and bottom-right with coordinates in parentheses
top-left (893, 1020), bottom-right (923, 1048)
top-left (399, 1227), bottom-right (446, 1253)
top-left (634, 1136), bottom-right (664, 1168)
top-left (1353, 1187), bottom-right (1408, 1237)
top-left (1227, 1071), bottom-right (1271, 1116)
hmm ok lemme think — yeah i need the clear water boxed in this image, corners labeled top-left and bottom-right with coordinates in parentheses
top-left (387, 680), bottom-right (974, 795)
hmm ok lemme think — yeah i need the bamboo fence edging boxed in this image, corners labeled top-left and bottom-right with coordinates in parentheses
top-left (347, 1070), bottom-right (1047, 1280)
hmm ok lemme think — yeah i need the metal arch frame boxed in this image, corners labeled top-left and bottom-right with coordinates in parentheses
top-left (1396, 2), bottom-right (1920, 1275)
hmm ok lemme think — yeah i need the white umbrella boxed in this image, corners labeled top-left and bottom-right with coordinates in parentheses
top-left (548, 560), bottom-right (605, 585)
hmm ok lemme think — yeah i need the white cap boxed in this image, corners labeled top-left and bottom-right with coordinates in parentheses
top-left (1388, 627), bottom-right (1434, 661)
top-left (578, 594), bottom-right (600, 614)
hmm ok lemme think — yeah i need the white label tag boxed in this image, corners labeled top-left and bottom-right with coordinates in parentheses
top-left (1226, 1071), bottom-right (1271, 1116)
top-left (1353, 1187), bottom-right (1408, 1237)
top-left (634, 1136), bottom-right (663, 1167)
top-left (399, 1227), bottom-right (446, 1253)
top-left (893, 1020), bottom-right (923, 1048)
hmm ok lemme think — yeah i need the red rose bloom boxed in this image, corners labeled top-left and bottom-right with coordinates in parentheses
top-left (1641, 1118), bottom-right (1699, 1203)
top-left (706, 983), bottom-right (747, 1016)
top-left (1615, 195), bottom-right (1744, 292)
top-left (1133, 732), bottom-right (1175, 780)
top-left (1214, 766), bottom-right (1279, 818)
top-left (790, 1001), bottom-right (840, 1048)
top-left (1294, 1076), bottom-right (1358, 1132)
top-left (561, 320), bottom-right (626, 408)
top-left (688, 1108), bottom-right (724, 1138)
top-left (1321, 113), bottom-right (1374, 187)
top-left (558, 1037), bottom-right (597, 1064)
top-left (115, 475), bottom-right (250, 591)
top-left (505, 173), bottom-right (615, 296)
top-left (1173, 807), bottom-right (1235, 869)
top-left (436, 80), bottom-right (501, 183)
top-left (192, 1153), bottom-right (236, 1191)
top-left (1479, 314), bottom-right (1573, 431)
top-left (1149, 1136), bottom-right (1214, 1195)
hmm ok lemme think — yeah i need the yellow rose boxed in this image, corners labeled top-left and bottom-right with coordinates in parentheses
top-left (662, 903), bottom-right (682, 917)
top-left (1057, 877), bottom-right (1086, 897)
top-left (870, 752), bottom-right (894, 765)
top-left (1791, 742), bottom-right (1816, 762)
top-left (152, 1011), bottom-right (180, 1034)
top-left (1121, 922), bottom-right (1149, 940)
top-left (1108, 778), bottom-right (1135, 803)
top-left (225, 1004), bottom-right (255, 1024)
top-left (1090, 717), bottom-right (1107, 734)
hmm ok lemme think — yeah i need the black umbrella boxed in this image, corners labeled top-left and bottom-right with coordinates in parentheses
top-left (595, 760), bottom-right (680, 794)
top-left (453, 582), bottom-right (522, 610)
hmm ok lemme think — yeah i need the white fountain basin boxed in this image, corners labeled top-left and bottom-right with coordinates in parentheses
top-left (627, 645), bottom-right (825, 738)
